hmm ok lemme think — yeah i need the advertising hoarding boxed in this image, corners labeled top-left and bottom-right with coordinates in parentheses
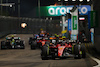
top-left (68, 19), bottom-right (71, 31)
top-left (72, 16), bottom-right (77, 30)
top-left (37, 5), bottom-right (91, 16)
top-left (88, 11), bottom-right (98, 28)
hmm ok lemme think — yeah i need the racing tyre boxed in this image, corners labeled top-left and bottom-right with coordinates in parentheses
top-left (41, 45), bottom-right (48, 60)
top-left (20, 41), bottom-right (24, 44)
top-left (21, 45), bottom-right (25, 49)
top-left (1, 41), bottom-right (6, 49)
top-left (81, 45), bottom-right (86, 58)
top-left (37, 42), bottom-right (42, 48)
top-left (29, 37), bottom-right (32, 45)
top-left (74, 45), bottom-right (81, 59)
top-left (31, 45), bottom-right (36, 50)
top-left (31, 41), bottom-right (37, 50)
top-left (52, 53), bottom-right (56, 60)
top-left (20, 41), bottom-right (25, 49)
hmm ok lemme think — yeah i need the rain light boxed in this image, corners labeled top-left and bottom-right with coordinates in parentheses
top-left (79, 17), bottom-right (85, 20)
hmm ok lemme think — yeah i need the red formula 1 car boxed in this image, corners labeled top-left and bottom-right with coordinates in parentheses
top-left (30, 37), bottom-right (49, 50)
top-left (41, 39), bottom-right (86, 60)
top-left (29, 33), bottom-right (50, 50)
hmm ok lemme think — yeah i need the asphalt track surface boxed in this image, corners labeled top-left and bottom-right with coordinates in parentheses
top-left (0, 34), bottom-right (98, 67)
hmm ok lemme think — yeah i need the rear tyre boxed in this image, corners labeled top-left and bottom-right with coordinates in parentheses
top-left (31, 41), bottom-right (37, 50)
top-left (41, 45), bottom-right (48, 60)
top-left (52, 53), bottom-right (55, 60)
top-left (74, 45), bottom-right (81, 59)
top-left (21, 45), bottom-right (25, 49)
top-left (37, 42), bottom-right (42, 48)
top-left (81, 45), bottom-right (86, 58)
top-left (31, 45), bottom-right (36, 49)
top-left (29, 37), bottom-right (32, 45)
top-left (1, 41), bottom-right (6, 49)
top-left (20, 41), bottom-right (25, 49)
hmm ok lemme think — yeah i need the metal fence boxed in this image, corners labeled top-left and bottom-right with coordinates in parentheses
top-left (0, 16), bottom-right (62, 37)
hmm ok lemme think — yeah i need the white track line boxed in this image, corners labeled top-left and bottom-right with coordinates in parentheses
top-left (87, 53), bottom-right (100, 67)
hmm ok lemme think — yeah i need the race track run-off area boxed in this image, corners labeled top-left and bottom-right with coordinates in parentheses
top-left (0, 34), bottom-right (98, 67)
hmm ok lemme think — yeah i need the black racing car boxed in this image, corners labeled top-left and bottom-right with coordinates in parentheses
top-left (1, 36), bottom-right (25, 49)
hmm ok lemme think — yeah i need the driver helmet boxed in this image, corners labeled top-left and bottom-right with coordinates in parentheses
top-left (11, 35), bottom-right (14, 37)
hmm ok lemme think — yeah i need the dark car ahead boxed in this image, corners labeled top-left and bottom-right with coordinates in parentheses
top-left (1, 36), bottom-right (25, 49)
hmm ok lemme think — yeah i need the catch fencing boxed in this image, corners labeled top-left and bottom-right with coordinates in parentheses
top-left (0, 16), bottom-right (61, 37)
